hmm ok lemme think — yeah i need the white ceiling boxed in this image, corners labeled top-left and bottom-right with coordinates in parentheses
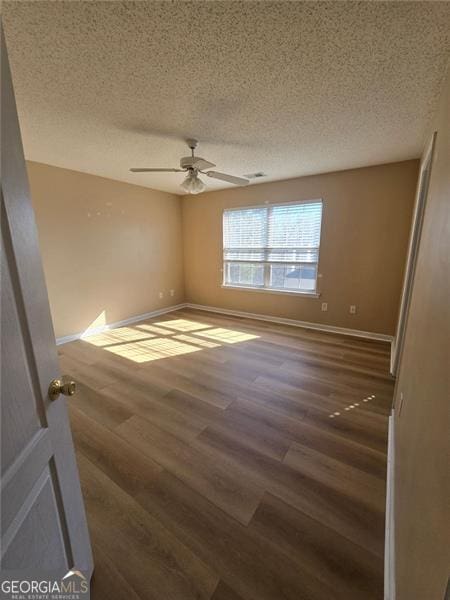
top-left (3, 1), bottom-right (450, 195)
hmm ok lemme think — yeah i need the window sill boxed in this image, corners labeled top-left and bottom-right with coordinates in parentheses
top-left (221, 284), bottom-right (321, 298)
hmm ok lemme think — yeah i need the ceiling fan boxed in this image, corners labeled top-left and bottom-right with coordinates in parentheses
top-left (130, 139), bottom-right (250, 194)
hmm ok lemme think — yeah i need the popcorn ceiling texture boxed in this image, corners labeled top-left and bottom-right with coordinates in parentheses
top-left (2, 1), bottom-right (450, 194)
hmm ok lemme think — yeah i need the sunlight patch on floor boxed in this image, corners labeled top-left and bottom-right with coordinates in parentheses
top-left (82, 318), bottom-right (259, 362)
top-left (195, 327), bottom-right (259, 344)
top-left (173, 333), bottom-right (221, 348)
top-left (104, 337), bottom-right (202, 363)
top-left (84, 327), bottom-right (155, 347)
top-left (155, 319), bottom-right (212, 332)
top-left (329, 395), bottom-right (376, 417)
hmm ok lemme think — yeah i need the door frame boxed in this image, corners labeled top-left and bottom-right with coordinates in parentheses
top-left (390, 132), bottom-right (437, 377)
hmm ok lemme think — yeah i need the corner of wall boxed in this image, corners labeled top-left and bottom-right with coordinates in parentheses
top-left (179, 192), bottom-right (190, 303)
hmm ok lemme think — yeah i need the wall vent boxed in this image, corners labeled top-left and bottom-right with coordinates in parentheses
top-left (243, 171), bottom-right (267, 179)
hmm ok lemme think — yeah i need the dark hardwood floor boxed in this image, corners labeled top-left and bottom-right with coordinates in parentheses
top-left (59, 308), bottom-right (393, 600)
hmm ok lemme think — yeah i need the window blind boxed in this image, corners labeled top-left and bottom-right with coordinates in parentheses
top-left (223, 200), bottom-right (322, 293)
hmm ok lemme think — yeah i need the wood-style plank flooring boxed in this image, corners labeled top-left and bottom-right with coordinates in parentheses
top-left (60, 308), bottom-right (394, 600)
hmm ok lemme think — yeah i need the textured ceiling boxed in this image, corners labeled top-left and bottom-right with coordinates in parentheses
top-left (2, 1), bottom-right (450, 194)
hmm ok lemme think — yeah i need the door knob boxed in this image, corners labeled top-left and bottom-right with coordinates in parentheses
top-left (48, 377), bottom-right (77, 401)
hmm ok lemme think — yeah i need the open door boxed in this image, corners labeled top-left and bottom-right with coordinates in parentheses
top-left (1, 24), bottom-right (93, 589)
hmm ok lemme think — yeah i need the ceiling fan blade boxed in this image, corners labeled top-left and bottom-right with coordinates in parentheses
top-left (205, 171), bottom-right (250, 186)
top-left (130, 168), bottom-right (184, 173)
top-left (191, 158), bottom-right (216, 170)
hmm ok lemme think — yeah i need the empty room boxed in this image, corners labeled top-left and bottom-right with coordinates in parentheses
top-left (1, 2), bottom-right (449, 600)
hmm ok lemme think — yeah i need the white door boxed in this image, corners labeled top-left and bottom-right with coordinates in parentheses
top-left (1, 26), bottom-right (93, 579)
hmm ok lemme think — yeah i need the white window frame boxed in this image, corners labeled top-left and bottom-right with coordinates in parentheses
top-left (222, 199), bottom-right (323, 297)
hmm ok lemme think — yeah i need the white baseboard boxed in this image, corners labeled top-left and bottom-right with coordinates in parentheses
top-left (55, 303), bottom-right (188, 345)
top-left (185, 303), bottom-right (394, 343)
top-left (385, 414), bottom-right (396, 600)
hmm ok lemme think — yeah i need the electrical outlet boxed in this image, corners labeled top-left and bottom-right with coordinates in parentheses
top-left (321, 302), bottom-right (328, 312)
top-left (350, 305), bottom-right (357, 314)
top-left (170, 289), bottom-right (175, 297)
top-left (159, 292), bottom-right (164, 299)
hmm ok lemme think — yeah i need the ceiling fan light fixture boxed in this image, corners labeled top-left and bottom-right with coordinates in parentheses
top-left (180, 171), bottom-right (205, 194)
top-left (131, 139), bottom-right (249, 191)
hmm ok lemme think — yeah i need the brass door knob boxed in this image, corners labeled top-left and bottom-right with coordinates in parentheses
top-left (49, 377), bottom-right (77, 401)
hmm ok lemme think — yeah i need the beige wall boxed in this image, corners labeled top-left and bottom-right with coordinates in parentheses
top-left (27, 162), bottom-right (184, 340)
top-left (393, 67), bottom-right (450, 599)
top-left (182, 160), bottom-right (418, 335)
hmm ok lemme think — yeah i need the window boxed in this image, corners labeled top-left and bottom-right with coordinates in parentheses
top-left (223, 200), bottom-right (322, 294)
